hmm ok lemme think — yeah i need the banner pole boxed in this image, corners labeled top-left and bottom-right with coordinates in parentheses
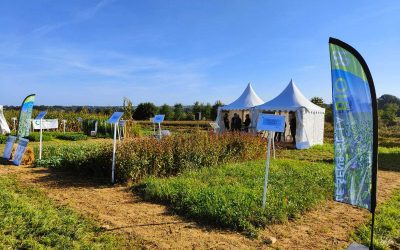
top-left (272, 132), bottom-right (276, 159)
top-left (39, 118), bottom-right (43, 160)
top-left (262, 131), bottom-right (272, 208)
top-left (111, 123), bottom-right (117, 184)
top-left (370, 211), bottom-right (375, 250)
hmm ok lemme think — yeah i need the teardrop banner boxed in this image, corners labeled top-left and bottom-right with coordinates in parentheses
top-left (17, 94), bottom-right (36, 138)
top-left (329, 38), bottom-right (378, 249)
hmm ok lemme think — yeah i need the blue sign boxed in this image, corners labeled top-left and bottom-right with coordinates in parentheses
top-left (2, 135), bottom-right (17, 160)
top-left (107, 112), bottom-right (124, 124)
top-left (153, 114), bottom-right (165, 124)
top-left (36, 111), bottom-right (47, 120)
top-left (12, 138), bottom-right (29, 166)
top-left (256, 114), bottom-right (285, 132)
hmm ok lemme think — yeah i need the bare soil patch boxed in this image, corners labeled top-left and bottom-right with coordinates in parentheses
top-left (1, 165), bottom-right (399, 249)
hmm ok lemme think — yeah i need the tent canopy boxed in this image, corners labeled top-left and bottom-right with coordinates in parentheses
top-left (221, 83), bottom-right (264, 111)
top-left (254, 80), bottom-right (325, 113)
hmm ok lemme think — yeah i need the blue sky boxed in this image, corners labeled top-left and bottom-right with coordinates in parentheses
top-left (0, 0), bottom-right (399, 106)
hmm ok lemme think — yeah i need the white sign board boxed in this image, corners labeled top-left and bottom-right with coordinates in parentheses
top-left (256, 114), bottom-right (285, 132)
top-left (153, 114), bottom-right (165, 124)
top-left (209, 122), bottom-right (220, 129)
top-left (32, 119), bottom-right (59, 130)
top-left (2, 135), bottom-right (16, 160)
top-left (12, 138), bottom-right (29, 166)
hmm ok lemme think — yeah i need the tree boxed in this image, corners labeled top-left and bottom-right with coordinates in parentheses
top-left (380, 103), bottom-right (399, 126)
top-left (211, 100), bottom-right (223, 120)
top-left (202, 103), bottom-right (212, 120)
top-left (133, 102), bottom-right (158, 120)
top-left (378, 94), bottom-right (400, 109)
top-left (159, 104), bottom-right (174, 120)
top-left (122, 97), bottom-right (134, 120)
top-left (310, 97), bottom-right (324, 107)
top-left (173, 103), bottom-right (185, 120)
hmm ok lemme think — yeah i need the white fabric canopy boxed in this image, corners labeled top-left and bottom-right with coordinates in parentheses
top-left (0, 105), bottom-right (11, 135)
top-left (252, 80), bottom-right (325, 149)
top-left (254, 79), bottom-right (324, 113)
top-left (221, 83), bottom-right (264, 110)
top-left (216, 83), bottom-right (264, 132)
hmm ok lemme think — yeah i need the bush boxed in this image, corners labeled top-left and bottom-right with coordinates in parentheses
top-left (55, 132), bottom-right (88, 141)
top-left (135, 159), bottom-right (333, 236)
top-left (35, 132), bottom-right (266, 183)
top-left (28, 132), bottom-right (53, 142)
top-left (35, 142), bottom-right (112, 178)
top-left (116, 132), bottom-right (265, 182)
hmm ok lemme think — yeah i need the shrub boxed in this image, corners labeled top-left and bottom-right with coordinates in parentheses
top-left (35, 142), bottom-right (112, 178)
top-left (136, 159), bottom-right (333, 236)
top-left (35, 132), bottom-right (266, 183)
top-left (0, 134), bottom-right (7, 144)
top-left (55, 132), bottom-right (88, 141)
top-left (28, 132), bottom-right (53, 142)
top-left (115, 132), bottom-right (265, 182)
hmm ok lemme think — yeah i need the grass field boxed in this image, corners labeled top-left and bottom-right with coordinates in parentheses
top-left (352, 188), bottom-right (400, 249)
top-left (0, 175), bottom-right (126, 249)
top-left (136, 159), bottom-right (333, 236)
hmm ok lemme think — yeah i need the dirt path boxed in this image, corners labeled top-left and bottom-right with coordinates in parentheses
top-left (1, 165), bottom-right (400, 249)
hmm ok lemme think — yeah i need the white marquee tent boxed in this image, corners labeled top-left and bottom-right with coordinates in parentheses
top-left (0, 105), bottom-right (11, 135)
top-left (252, 80), bottom-right (325, 149)
top-left (216, 83), bottom-right (264, 132)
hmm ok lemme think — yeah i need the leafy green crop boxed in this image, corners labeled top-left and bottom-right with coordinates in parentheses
top-left (136, 159), bottom-right (333, 236)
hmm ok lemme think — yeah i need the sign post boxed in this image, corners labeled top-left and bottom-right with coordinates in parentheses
top-left (36, 111), bottom-right (47, 160)
top-left (256, 114), bottom-right (285, 208)
top-left (152, 115), bottom-right (165, 140)
top-left (107, 112), bottom-right (124, 184)
top-left (209, 122), bottom-right (220, 133)
top-left (62, 119), bottom-right (67, 133)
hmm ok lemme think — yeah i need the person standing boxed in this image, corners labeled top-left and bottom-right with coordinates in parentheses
top-left (223, 113), bottom-right (230, 131)
top-left (231, 113), bottom-right (236, 131)
top-left (289, 112), bottom-right (296, 145)
top-left (244, 114), bottom-right (251, 132)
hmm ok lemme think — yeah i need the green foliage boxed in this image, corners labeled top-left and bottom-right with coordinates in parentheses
top-left (133, 102), bottom-right (159, 120)
top-left (173, 103), bottom-right (186, 120)
top-left (34, 142), bottom-right (112, 178)
top-left (116, 132), bottom-right (265, 182)
top-left (55, 133), bottom-right (88, 141)
top-left (211, 100), bottom-right (224, 120)
top-left (352, 189), bottom-right (400, 250)
top-left (0, 176), bottom-right (123, 249)
top-left (380, 103), bottom-right (399, 126)
top-left (310, 97), bottom-right (324, 107)
top-left (0, 134), bottom-right (7, 144)
top-left (28, 132), bottom-right (53, 142)
top-left (378, 94), bottom-right (400, 111)
top-left (122, 97), bottom-right (134, 120)
top-left (136, 159), bottom-right (333, 236)
top-left (159, 104), bottom-right (174, 120)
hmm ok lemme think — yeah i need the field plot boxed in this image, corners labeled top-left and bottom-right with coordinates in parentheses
top-left (0, 175), bottom-right (127, 249)
top-left (137, 159), bottom-right (333, 236)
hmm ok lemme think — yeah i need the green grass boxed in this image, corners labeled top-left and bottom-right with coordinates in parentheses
top-left (0, 175), bottom-right (126, 249)
top-left (136, 159), bottom-right (333, 236)
top-left (352, 189), bottom-right (400, 249)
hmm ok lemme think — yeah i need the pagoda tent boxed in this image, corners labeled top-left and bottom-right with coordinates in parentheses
top-left (216, 83), bottom-right (264, 132)
top-left (252, 80), bottom-right (325, 149)
top-left (0, 105), bottom-right (11, 135)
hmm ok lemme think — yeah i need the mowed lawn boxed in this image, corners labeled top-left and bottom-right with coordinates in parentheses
top-left (137, 158), bottom-right (334, 236)
top-left (0, 175), bottom-right (126, 249)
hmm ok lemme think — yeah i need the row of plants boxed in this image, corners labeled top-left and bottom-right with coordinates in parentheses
top-left (0, 175), bottom-right (125, 249)
top-left (28, 132), bottom-right (88, 142)
top-left (135, 159), bottom-right (333, 236)
top-left (34, 132), bottom-right (266, 182)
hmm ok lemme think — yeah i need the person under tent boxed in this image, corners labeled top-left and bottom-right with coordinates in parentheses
top-left (223, 113), bottom-right (230, 131)
top-left (289, 111), bottom-right (296, 145)
top-left (244, 114), bottom-right (251, 132)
